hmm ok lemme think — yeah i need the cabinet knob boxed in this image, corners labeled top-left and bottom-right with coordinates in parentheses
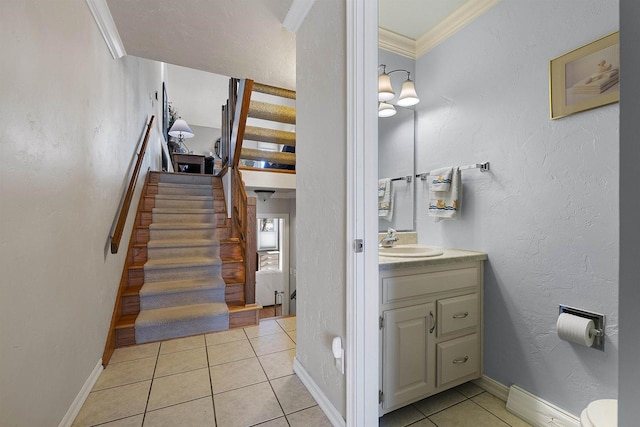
top-left (452, 356), bottom-right (469, 364)
top-left (453, 312), bottom-right (469, 319)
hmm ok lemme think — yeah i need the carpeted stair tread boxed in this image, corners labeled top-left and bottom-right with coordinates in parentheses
top-left (147, 238), bottom-right (219, 248)
top-left (136, 302), bottom-right (228, 325)
top-left (154, 194), bottom-right (214, 201)
top-left (152, 208), bottom-right (217, 214)
top-left (145, 256), bottom-right (221, 269)
top-left (140, 277), bottom-right (226, 296)
top-left (149, 222), bottom-right (217, 230)
top-left (157, 182), bottom-right (213, 190)
top-left (135, 303), bottom-right (229, 343)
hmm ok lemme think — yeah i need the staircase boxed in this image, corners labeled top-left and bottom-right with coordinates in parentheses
top-left (103, 171), bottom-right (259, 362)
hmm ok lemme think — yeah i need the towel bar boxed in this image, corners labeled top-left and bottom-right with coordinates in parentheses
top-left (416, 162), bottom-right (490, 180)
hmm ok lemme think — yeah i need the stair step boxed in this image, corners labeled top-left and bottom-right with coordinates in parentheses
top-left (154, 172), bottom-right (217, 186)
top-left (135, 302), bottom-right (229, 344)
top-left (147, 238), bottom-right (220, 260)
top-left (240, 148), bottom-right (296, 166)
top-left (253, 82), bottom-right (296, 99)
top-left (145, 256), bottom-right (222, 269)
top-left (149, 222), bottom-right (219, 240)
top-left (153, 196), bottom-right (224, 211)
top-left (152, 208), bottom-right (217, 224)
top-left (244, 126), bottom-right (296, 146)
top-left (140, 277), bottom-right (226, 310)
top-left (144, 257), bottom-right (222, 283)
top-left (229, 304), bottom-right (261, 328)
top-left (248, 101), bottom-right (296, 124)
top-left (156, 183), bottom-right (213, 196)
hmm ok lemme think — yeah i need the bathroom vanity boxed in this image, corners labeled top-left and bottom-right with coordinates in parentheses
top-left (378, 248), bottom-right (487, 415)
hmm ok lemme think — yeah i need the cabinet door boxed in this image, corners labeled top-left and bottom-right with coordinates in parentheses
top-left (382, 303), bottom-right (436, 410)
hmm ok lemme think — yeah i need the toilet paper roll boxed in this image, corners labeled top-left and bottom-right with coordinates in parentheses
top-left (557, 312), bottom-right (595, 347)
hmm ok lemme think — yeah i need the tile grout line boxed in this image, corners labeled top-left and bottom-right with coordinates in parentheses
top-left (466, 395), bottom-right (516, 427)
top-left (203, 337), bottom-right (219, 427)
top-left (141, 342), bottom-right (162, 425)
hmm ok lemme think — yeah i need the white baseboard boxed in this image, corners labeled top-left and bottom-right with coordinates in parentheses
top-left (58, 359), bottom-right (103, 427)
top-left (293, 357), bottom-right (345, 427)
top-left (473, 375), bottom-right (510, 402)
top-left (506, 385), bottom-right (580, 427)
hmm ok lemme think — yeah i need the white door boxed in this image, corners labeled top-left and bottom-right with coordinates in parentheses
top-left (255, 214), bottom-right (290, 315)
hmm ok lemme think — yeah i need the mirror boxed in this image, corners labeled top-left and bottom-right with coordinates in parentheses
top-left (378, 106), bottom-right (415, 231)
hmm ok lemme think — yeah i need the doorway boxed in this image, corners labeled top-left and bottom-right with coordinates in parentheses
top-left (255, 213), bottom-right (291, 317)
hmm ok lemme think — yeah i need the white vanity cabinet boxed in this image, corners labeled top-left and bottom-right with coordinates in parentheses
top-left (379, 258), bottom-right (485, 415)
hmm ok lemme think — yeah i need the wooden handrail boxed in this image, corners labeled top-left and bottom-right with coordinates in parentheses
top-left (231, 79), bottom-right (254, 168)
top-left (110, 115), bottom-right (154, 254)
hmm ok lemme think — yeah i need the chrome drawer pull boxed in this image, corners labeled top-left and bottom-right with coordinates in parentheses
top-left (453, 312), bottom-right (469, 319)
top-left (453, 356), bottom-right (469, 364)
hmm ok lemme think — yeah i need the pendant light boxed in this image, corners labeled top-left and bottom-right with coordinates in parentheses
top-left (378, 64), bottom-right (420, 108)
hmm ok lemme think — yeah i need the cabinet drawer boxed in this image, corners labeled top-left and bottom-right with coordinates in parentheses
top-left (437, 293), bottom-right (478, 336)
top-left (382, 267), bottom-right (478, 305)
top-left (437, 334), bottom-right (479, 386)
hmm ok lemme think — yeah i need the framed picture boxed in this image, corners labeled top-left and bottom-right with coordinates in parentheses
top-left (549, 31), bottom-right (619, 120)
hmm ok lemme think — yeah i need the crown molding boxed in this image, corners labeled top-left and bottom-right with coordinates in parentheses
top-left (283, 0), bottom-right (317, 34)
top-left (85, 0), bottom-right (126, 59)
top-left (416, 0), bottom-right (501, 57)
top-left (378, 28), bottom-right (416, 59)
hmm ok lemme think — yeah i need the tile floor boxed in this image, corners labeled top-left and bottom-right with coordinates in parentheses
top-left (378, 382), bottom-right (533, 427)
top-left (75, 316), bottom-right (531, 427)
top-left (73, 316), bottom-right (327, 427)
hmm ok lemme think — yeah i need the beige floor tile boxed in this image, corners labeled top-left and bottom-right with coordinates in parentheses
top-left (205, 328), bottom-right (247, 346)
top-left (210, 357), bottom-right (267, 394)
top-left (214, 382), bottom-right (284, 427)
top-left (471, 392), bottom-right (534, 427)
top-left (455, 381), bottom-right (485, 398)
top-left (379, 404), bottom-right (425, 427)
top-left (72, 381), bottom-right (150, 426)
top-left (405, 419), bottom-right (437, 426)
top-left (244, 319), bottom-right (284, 338)
top-left (159, 334), bottom-right (205, 355)
top-left (275, 317), bottom-right (296, 332)
top-left (207, 339), bottom-right (256, 366)
top-left (154, 347), bottom-right (208, 377)
top-left (287, 405), bottom-right (332, 427)
top-left (254, 417), bottom-right (289, 427)
top-left (414, 388), bottom-right (467, 417)
top-left (98, 414), bottom-right (144, 426)
top-left (147, 368), bottom-right (211, 411)
top-left (250, 332), bottom-right (296, 356)
top-left (270, 374), bottom-right (317, 414)
top-left (109, 343), bottom-right (160, 364)
top-left (258, 349), bottom-right (296, 379)
top-left (429, 400), bottom-right (510, 427)
top-left (287, 330), bottom-right (297, 343)
top-left (93, 357), bottom-right (156, 391)
top-left (143, 396), bottom-right (215, 427)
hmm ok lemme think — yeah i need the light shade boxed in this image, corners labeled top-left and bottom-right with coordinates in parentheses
top-left (255, 190), bottom-right (275, 202)
top-left (378, 73), bottom-right (395, 102)
top-left (378, 102), bottom-right (396, 118)
top-left (168, 119), bottom-right (194, 139)
top-left (396, 79), bottom-right (420, 107)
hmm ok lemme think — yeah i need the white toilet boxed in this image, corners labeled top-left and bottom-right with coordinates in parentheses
top-left (580, 399), bottom-right (617, 427)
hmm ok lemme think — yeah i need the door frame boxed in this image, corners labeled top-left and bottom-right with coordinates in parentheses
top-left (256, 213), bottom-right (290, 315)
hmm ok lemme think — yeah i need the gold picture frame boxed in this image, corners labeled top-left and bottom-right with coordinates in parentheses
top-left (550, 31), bottom-right (619, 120)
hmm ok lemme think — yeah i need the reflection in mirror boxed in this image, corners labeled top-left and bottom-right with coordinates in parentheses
top-left (378, 106), bottom-right (415, 231)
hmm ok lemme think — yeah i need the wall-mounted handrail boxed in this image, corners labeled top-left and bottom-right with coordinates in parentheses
top-left (110, 115), bottom-right (155, 254)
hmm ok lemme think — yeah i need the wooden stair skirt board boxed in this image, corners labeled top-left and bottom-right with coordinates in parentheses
top-left (253, 82), bottom-right (296, 99)
top-left (244, 126), bottom-right (296, 146)
top-left (240, 148), bottom-right (296, 165)
top-left (105, 171), bottom-right (260, 358)
top-left (248, 101), bottom-right (296, 124)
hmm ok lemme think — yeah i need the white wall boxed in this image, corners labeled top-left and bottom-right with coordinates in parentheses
top-left (618, 0), bottom-right (640, 423)
top-left (188, 124), bottom-right (220, 156)
top-left (413, 0), bottom-right (618, 415)
top-left (296, 0), bottom-right (347, 417)
top-left (0, 2), bottom-right (163, 425)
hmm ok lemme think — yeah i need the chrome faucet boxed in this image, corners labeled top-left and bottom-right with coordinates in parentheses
top-left (379, 228), bottom-right (399, 248)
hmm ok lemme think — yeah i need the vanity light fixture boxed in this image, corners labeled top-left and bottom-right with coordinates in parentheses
top-left (378, 102), bottom-right (397, 117)
top-left (378, 64), bottom-right (420, 109)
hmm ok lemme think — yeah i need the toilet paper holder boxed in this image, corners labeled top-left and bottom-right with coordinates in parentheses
top-left (559, 304), bottom-right (605, 351)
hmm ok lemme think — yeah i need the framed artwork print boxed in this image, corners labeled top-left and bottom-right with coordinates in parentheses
top-left (549, 31), bottom-right (619, 120)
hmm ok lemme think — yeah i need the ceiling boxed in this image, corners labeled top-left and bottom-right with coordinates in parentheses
top-left (379, 0), bottom-right (469, 40)
top-left (106, 0), bottom-right (296, 90)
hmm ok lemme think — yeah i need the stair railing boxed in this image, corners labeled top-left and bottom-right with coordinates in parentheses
top-left (230, 78), bottom-right (254, 168)
top-left (231, 167), bottom-right (256, 304)
top-left (111, 115), bottom-right (154, 254)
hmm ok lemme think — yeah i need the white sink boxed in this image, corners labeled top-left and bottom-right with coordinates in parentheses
top-left (379, 244), bottom-right (443, 258)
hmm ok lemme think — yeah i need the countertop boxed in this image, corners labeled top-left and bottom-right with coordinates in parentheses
top-left (379, 247), bottom-right (487, 271)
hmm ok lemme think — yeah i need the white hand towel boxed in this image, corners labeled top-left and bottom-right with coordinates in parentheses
top-left (429, 167), bottom-right (453, 192)
top-left (428, 167), bottom-right (461, 219)
top-left (378, 178), bottom-right (393, 220)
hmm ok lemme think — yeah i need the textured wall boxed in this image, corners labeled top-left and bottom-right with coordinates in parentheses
top-left (0, 1), bottom-right (163, 425)
top-left (618, 0), bottom-right (640, 423)
top-left (296, 0), bottom-right (347, 417)
top-left (413, 0), bottom-right (618, 415)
